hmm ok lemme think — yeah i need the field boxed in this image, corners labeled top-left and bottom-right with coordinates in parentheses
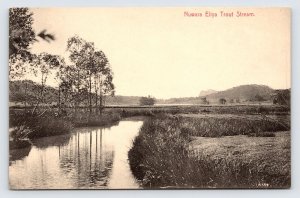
top-left (128, 108), bottom-right (290, 188)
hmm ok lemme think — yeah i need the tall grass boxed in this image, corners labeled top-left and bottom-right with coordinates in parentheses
top-left (180, 115), bottom-right (290, 137)
top-left (10, 112), bottom-right (73, 139)
top-left (72, 112), bottom-right (121, 127)
top-left (9, 110), bottom-right (122, 139)
top-left (105, 105), bottom-right (290, 116)
top-left (128, 114), bottom-right (290, 188)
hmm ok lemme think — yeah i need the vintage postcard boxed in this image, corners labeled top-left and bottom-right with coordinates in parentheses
top-left (9, 7), bottom-right (291, 189)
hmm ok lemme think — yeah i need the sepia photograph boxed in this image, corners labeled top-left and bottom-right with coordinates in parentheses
top-left (8, 7), bottom-right (291, 189)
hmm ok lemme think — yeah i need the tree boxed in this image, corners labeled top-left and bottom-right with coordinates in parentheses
top-left (200, 97), bottom-right (209, 104)
top-left (9, 8), bottom-right (35, 60)
top-left (67, 36), bottom-right (91, 114)
top-left (219, 98), bottom-right (226, 105)
top-left (34, 53), bottom-right (61, 105)
top-left (9, 8), bottom-right (55, 79)
top-left (9, 8), bottom-right (56, 111)
top-left (67, 36), bottom-right (115, 115)
top-left (252, 94), bottom-right (265, 102)
top-left (140, 96), bottom-right (156, 106)
top-left (93, 53), bottom-right (114, 114)
top-left (272, 89), bottom-right (290, 106)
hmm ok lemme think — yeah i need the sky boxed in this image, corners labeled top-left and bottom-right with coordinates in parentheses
top-left (28, 7), bottom-right (291, 99)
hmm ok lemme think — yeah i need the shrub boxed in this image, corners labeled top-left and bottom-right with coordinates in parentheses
top-left (140, 96), bottom-right (156, 106)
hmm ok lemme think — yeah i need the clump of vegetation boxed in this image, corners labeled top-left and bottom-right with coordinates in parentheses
top-left (10, 111), bottom-right (74, 139)
top-left (9, 109), bottom-right (123, 140)
top-left (219, 98), bottom-right (226, 104)
top-left (128, 114), bottom-right (290, 188)
top-left (272, 89), bottom-right (290, 106)
top-left (247, 132), bottom-right (275, 137)
top-left (180, 116), bottom-right (289, 137)
top-left (73, 112), bottom-right (121, 127)
top-left (139, 95), bottom-right (156, 106)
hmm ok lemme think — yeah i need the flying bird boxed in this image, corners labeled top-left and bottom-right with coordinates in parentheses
top-left (37, 30), bottom-right (55, 43)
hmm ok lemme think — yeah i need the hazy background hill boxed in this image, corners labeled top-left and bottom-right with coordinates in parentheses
top-left (199, 89), bottom-right (217, 97)
top-left (10, 81), bottom-right (276, 106)
top-left (157, 85), bottom-right (274, 105)
top-left (205, 84), bottom-right (274, 103)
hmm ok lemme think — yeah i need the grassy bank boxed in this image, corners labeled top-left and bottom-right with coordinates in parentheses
top-left (128, 114), bottom-right (290, 188)
top-left (9, 109), bottom-right (122, 140)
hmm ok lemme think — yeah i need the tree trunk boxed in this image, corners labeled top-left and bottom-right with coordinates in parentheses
top-left (40, 74), bottom-right (45, 107)
top-left (99, 76), bottom-right (103, 115)
top-left (94, 77), bottom-right (98, 115)
top-left (58, 83), bottom-right (61, 111)
top-left (89, 73), bottom-right (92, 115)
top-left (75, 70), bottom-right (80, 115)
top-left (24, 81), bottom-right (28, 112)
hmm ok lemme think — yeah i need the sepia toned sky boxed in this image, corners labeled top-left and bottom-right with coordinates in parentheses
top-left (29, 7), bottom-right (291, 99)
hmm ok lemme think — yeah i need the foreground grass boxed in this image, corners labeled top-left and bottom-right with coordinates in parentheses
top-left (128, 114), bottom-right (290, 188)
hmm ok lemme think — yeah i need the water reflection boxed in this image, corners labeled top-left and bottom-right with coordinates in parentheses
top-left (9, 120), bottom-right (143, 189)
top-left (31, 134), bottom-right (71, 149)
top-left (9, 145), bottom-right (32, 163)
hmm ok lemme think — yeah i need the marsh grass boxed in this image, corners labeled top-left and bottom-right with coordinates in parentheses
top-left (9, 110), bottom-right (122, 139)
top-left (73, 112), bottom-right (121, 127)
top-left (11, 113), bottom-right (73, 139)
top-left (180, 115), bottom-right (289, 137)
top-left (128, 114), bottom-right (290, 188)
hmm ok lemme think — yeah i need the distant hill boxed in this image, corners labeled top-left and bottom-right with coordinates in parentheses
top-left (156, 97), bottom-right (206, 105)
top-left (10, 81), bottom-right (276, 106)
top-left (9, 80), bottom-right (58, 105)
top-left (158, 85), bottom-right (274, 104)
top-left (206, 84), bottom-right (274, 103)
top-left (199, 89), bottom-right (217, 97)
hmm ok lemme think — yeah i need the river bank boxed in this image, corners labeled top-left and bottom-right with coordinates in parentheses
top-left (128, 114), bottom-right (291, 188)
top-left (9, 110), bottom-right (123, 148)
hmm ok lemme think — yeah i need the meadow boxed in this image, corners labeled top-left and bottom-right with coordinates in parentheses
top-left (128, 111), bottom-right (290, 188)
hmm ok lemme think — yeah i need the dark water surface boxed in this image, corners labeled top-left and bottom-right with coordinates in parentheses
top-left (9, 119), bottom-right (144, 189)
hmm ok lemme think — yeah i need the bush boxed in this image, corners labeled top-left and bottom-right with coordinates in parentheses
top-left (139, 96), bottom-right (156, 106)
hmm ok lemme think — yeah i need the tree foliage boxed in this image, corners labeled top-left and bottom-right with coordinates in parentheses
top-left (140, 96), bottom-right (156, 106)
top-left (9, 8), bottom-right (36, 79)
top-left (219, 98), bottom-right (226, 105)
top-left (9, 8), bottom-right (55, 80)
top-left (272, 89), bottom-right (290, 106)
top-left (9, 8), bottom-right (35, 58)
top-left (66, 35), bottom-right (115, 114)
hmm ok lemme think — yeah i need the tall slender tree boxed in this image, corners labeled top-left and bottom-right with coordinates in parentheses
top-left (34, 53), bottom-right (61, 106)
top-left (67, 36), bottom-right (92, 115)
top-left (67, 35), bottom-right (114, 116)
